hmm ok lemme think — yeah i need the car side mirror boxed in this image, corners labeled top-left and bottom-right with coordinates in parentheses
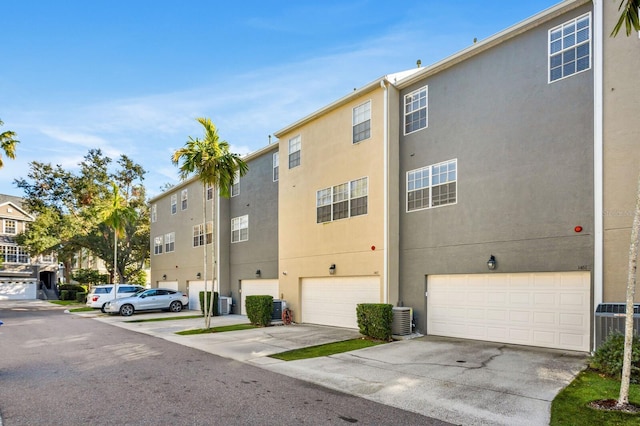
top-left (140, 294), bottom-right (146, 299)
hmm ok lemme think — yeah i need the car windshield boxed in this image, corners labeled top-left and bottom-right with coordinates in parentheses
top-left (133, 289), bottom-right (146, 296)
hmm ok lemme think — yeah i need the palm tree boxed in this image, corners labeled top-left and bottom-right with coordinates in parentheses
top-left (0, 119), bottom-right (19, 168)
top-left (612, 0), bottom-right (640, 36)
top-left (101, 182), bottom-right (137, 286)
top-left (172, 117), bottom-right (247, 328)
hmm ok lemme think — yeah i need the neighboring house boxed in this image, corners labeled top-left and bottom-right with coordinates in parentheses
top-left (0, 194), bottom-right (59, 300)
top-left (149, 143), bottom-right (279, 313)
top-left (149, 0), bottom-right (639, 352)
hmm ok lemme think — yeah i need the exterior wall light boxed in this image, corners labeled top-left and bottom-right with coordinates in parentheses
top-left (487, 255), bottom-right (497, 271)
top-left (196, 272), bottom-right (201, 279)
top-left (329, 264), bottom-right (336, 275)
top-left (162, 274), bottom-right (167, 280)
top-left (256, 269), bottom-right (261, 278)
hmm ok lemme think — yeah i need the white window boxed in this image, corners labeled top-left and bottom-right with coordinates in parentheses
top-left (151, 204), bottom-right (157, 223)
top-left (165, 232), bottom-right (175, 253)
top-left (273, 152), bottom-right (279, 182)
top-left (353, 100), bottom-right (371, 143)
top-left (170, 194), bottom-right (177, 215)
top-left (549, 13), bottom-right (591, 83)
top-left (316, 177), bottom-right (368, 223)
top-left (231, 215), bottom-right (249, 243)
top-left (40, 253), bottom-right (54, 263)
top-left (231, 171), bottom-right (240, 197)
top-left (4, 219), bottom-right (17, 234)
top-left (193, 222), bottom-right (213, 247)
top-left (407, 159), bottom-right (457, 212)
top-left (0, 245), bottom-right (29, 264)
top-left (154, 236), bottom-right (163, 255)
top-left (289, 135), bottom-right (301, 169)
top-left (206, 184), bottom-right (214, 200)
top-left (181, 189), bottom-right (188, 210)
top-left (404, 86), bottom-right (428, 134)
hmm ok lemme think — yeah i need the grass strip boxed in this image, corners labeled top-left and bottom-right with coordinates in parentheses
top-left (269, 338), bottom-right (386, 361)
top-left (68, 307), bottom-right (95, 312)
top-left (550, 369), bottom-right (640, 425)
top-left (176, 323), bottom-right (257, 335)
top-left (50, 300), bottom-right (84, 306)
top-left (127, 315), bottom-right (203, 323)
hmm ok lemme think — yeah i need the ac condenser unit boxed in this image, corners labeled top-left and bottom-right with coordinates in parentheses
top-left (272, 299), bottom-right (287, 321)
top-left (218, 296), bottom-right (232, 315)
top-left (392, 307), bottom-right (412, 336)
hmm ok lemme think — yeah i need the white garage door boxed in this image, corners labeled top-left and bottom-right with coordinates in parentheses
top-left (427, 272), bottom-right (591, 352)
top-left (301, 276), bottom-right (380, 329)
top-left (188, 280), bottom-right (216, 312)
top-left (159, 281), bottom-right (178, 291)
top-left (240, 279), bottom-right (279, 315)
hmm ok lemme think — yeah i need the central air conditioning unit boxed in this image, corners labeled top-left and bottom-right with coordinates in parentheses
top-left (272, 299), bottom-right (287, 321)
top-left (392, 307), bottom-right (412, 336)
top-left (218, 296), bottom-right (232, 315)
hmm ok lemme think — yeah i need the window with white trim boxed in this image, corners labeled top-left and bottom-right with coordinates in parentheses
top-left (154, 236), bottom-right (163, 255)
top-left (316, 177), bottom-right (368, 223)
top-left (3, 219), bottom-right (16, 234)
top-left (407, 159), bottom-right (457, 212)
top-left (273, 152), bottom-right (279, 182)
top-left (193, 222), bottom-right (213, 247)
top-left (289, 135), bottom-right (301, 169)
top-left (206, 184), bottom-right (214, 200)
top-left (170, 194), bottom-right (177, 215)
top-left (231, 171), bottom-right (240, 197)
top-left (231, 215), bottom-right (248, 243)
top-left (353, 100), bottom-right (371, 143)
top-left (404, 86), bottom-right (427, 134)
top-left (151, 204), bottom-right (157, 223)
top-left (0, 245), bottom-right (30, 264)
top-left (164, 232), bottom-right (175, 253)
top-left (549, 13), bottom-right (591, 82)
top-left (181, 189), bottom-right (188, 210)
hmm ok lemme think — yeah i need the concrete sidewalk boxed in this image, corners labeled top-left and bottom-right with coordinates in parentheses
top-left (88, 310), bottom-right (587, 426)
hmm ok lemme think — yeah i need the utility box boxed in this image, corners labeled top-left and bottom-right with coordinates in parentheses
top-left (272, 299), bottom-right (287, 321)
top-left (392, 307), bottom-right (412, 336)
top-left (594, 303), bottom-right (640, 349)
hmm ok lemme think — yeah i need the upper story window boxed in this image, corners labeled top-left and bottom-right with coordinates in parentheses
top-left (273, 152), bottom-right (279, 182)
top-left (404, 86), bottom-right (428, 135)
top-left (40, 253), bottom-right (54, 263)
top-left (3, 219), bottom-right (16, 234)
top-left (193, 222), bottom-right (213, 247)
top-left (154, 236), bottom-right (163, 255)
top-left (165, 232), bottom-right (175, 253)
top-left (353, 100), bottom-right (371, 143)
top-left (407, 159), bottom-right (457, 212)
top-left (181, 189), bottom-right (188, 210)
top-left (549, 13), bottom-right (591, 83)
top-left (1, 245), bottom-right (30, 264)
top-left (289, 135), bottom-right (301, 169)
top-left (170, 194), bottom-right (177, 215)
top-left (317, 177), bottom-right (368, 223)
top-left (231, 171), bottom-right (240, 197)
top-left (231, 215), bottom-right (249, 243)
top-left (206, 184), bottom-right (214, 200)
top-left (151, 204), bottom-right (157, 223)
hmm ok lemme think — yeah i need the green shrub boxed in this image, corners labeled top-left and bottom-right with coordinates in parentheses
top-left (59, 290), bottom-right (69, 301)
top-left (356, 303), bottom-right (393, 341)
top-left (198, 291), bottom-right (219, 316)
top-left (590, 332), bottom-right (640, 383)
top-left (246, 295), bottom-right (273, 327)
top-left (75, 292), bottom-right (87, 303)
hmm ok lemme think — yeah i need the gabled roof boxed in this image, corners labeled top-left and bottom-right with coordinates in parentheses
top-left (0, 200), bottom-right (34, 222)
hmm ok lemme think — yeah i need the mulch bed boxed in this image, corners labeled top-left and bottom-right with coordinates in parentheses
top-left (589, 399), bottom-right (640, 414)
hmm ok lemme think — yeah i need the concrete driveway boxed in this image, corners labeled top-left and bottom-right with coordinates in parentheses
top-left (91, 311), bottom-right (587, 425)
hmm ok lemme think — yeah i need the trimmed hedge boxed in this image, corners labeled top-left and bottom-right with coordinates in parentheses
top-left (199, 291), bottom-right (219, 316)
top-left (590, 332), bottom-right (640, 383)
top-left (356, 303), bottom-right (393, 341)
top-left (246, 295), bottom-right (273, 327)
top-left (75, 292), bottom-right (87, 303)
top-left (59, 284), bottom-right (88, 301)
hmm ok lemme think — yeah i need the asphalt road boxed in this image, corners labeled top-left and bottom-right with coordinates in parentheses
top-left (0, 302), bottom-right (449, 425)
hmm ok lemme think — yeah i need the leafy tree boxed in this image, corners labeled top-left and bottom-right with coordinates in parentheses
top-left (71, 269), bottom-right (109, 286)
top-left (14, 149), bottom-right (149, 284)
top-left (0, 118), bottom-right (19, 168)
top-left (612, 0), bottom-right (640, 36)
top-left (172, 118), bottom-right (247, 328)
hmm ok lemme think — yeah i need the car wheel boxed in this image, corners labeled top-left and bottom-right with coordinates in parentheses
top-left (100, 303), bottom-right (107, 313)
top-left (120, 304), bottom-right (134, 317)
top-left (169, 301), bottom-right (183, 313)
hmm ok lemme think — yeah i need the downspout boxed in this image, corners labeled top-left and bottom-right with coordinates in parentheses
top-left (593, 0), bottom-right (604, 314)
top-left (381, 79), bottom-right (389, 304)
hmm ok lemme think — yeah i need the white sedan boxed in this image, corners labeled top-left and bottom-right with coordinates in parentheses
top-left (104, 288), bottom-right (189, 316)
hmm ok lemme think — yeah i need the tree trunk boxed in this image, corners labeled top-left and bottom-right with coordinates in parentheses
top-left (206, 189), bottom-right (216, 329)
top-left (202, 185), bottom-right (210, 328)
top-left (618, 171), bottom-right (640, 407)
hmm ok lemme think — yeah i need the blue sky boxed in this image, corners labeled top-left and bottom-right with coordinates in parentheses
top-left (1, 0), bottom-right (561, 198)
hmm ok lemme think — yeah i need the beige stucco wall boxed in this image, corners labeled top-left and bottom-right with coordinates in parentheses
top-left (277, 85), bottom-right (393, 321)
top-left (602, 2), bottom-right (640, 301)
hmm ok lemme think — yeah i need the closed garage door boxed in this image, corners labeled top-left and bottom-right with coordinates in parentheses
top-left (188, 280), bottom-right (215, 312)
top-left (427, 272), bottom-right (590, 352)
top-left (159, 281), bottom-right (178, 291)
top-left (240, 279), bottom-right (279, 315)
top-left (301, 276), bottom-right (380, 329)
